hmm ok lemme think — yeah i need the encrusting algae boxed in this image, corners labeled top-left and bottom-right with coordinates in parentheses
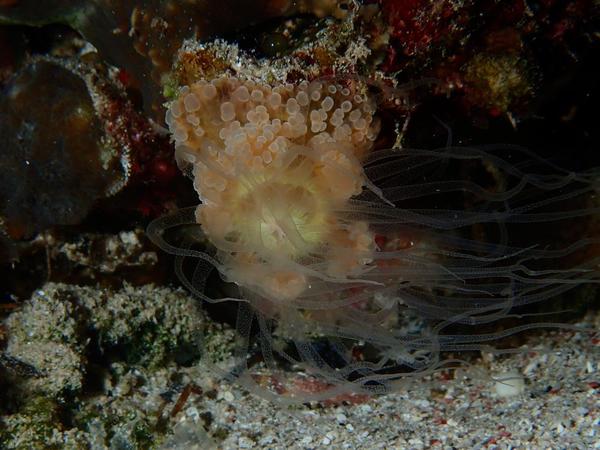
top-left (166, 75), bottom-right (381, 301)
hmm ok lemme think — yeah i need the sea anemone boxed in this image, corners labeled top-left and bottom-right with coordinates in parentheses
top-left (148, 74), bottom-right (600, 403)
top-left (163, 75), bottom-right (380, 303)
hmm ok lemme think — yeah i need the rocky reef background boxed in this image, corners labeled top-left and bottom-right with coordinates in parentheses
top-left (0, 1), bottom-right (599, 448)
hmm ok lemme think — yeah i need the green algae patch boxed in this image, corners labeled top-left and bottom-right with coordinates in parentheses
top-left (0, 282), bottom-right (227, 449)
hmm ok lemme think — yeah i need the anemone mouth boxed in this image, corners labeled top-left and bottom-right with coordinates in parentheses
top-left (238, 179), bottom-right (327, 258)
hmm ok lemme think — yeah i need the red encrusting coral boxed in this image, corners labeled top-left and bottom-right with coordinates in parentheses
top-left (99, 82), bottom-right (181, 217)
top-left (379, 0), bottom-right (469, 64)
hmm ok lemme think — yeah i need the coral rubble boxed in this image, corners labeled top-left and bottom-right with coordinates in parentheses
top-left (0, 283), bottom-right (225, 449)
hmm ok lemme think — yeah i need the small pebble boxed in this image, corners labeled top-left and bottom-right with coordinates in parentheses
top-left (238, 436), bottom-right (255, 448)
top-left (494, 371), bottom-right (525, 397)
